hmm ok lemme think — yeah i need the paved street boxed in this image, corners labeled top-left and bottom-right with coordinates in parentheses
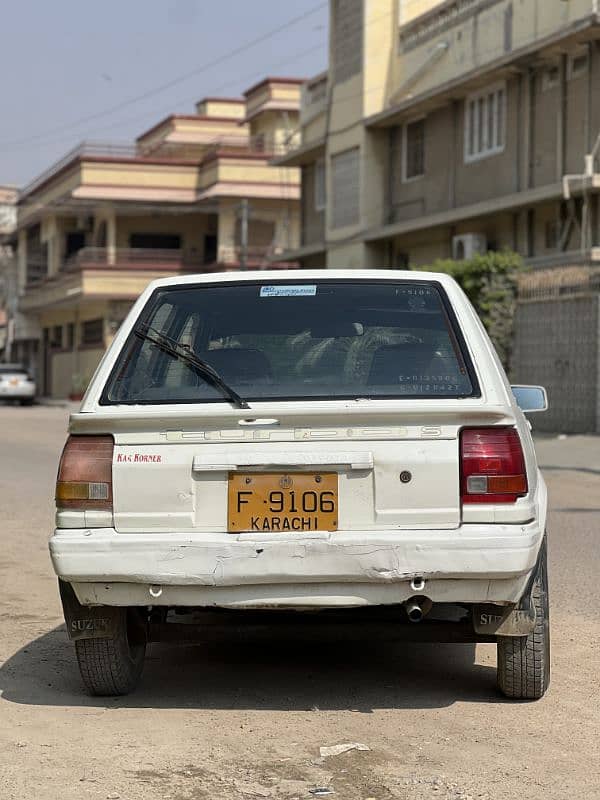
top-left (0, 405), bottom-right (598, 800)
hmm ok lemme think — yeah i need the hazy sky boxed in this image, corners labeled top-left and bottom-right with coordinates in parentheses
top-left (0, 0), bottom-right (328, 187)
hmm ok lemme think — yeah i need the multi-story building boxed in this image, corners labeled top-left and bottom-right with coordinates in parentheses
top-left (277, 0), bottom-right (600, 431)
top-left (0, 185), bottom-right (20, 362)
top-left (13, 77), bottom-right (303, 397)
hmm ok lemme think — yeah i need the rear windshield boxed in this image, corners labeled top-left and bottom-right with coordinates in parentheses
top-left (0, 366), bottom-right (28, 377)
top-left (102, 281), bottom-right (477, 405)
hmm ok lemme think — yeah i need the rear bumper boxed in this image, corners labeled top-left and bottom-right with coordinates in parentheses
top-left (50, 522), bottom-right (544, 609)
top-left (0, 384), bottom-right (35, 399)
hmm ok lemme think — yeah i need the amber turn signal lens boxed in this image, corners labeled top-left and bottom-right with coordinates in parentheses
top-left (487, 475), bottom-right (528, 494)
top-left (56, 435), bottom-right (114, 511)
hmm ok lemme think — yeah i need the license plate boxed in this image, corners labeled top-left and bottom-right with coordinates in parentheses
top-left (228, 472), bottom-right (338, 533)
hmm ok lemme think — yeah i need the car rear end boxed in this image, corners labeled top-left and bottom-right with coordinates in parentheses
top-left (0, 364), bottom-right (36, 403)
top-left (49, 271), bottom-right (549, 698)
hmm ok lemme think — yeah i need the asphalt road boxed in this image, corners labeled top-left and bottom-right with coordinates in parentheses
top-left (0, 405), bottom-right (598, 800)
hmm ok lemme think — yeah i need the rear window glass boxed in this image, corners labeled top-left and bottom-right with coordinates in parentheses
top-left (102, 281), bottom-right (477, 405)
top-left (0, 366), bottom-right (28, 377)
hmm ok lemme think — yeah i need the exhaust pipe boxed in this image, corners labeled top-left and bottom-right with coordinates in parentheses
top-left (404, 596), bottom-right (433, 623)
top-left (405, 599), bottom-right (424, 623)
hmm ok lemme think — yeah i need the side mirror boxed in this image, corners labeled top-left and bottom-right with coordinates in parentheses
top-left (511, 385), bottom-right (548, 414)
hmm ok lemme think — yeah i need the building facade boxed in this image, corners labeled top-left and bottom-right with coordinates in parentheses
top-left (13, 78), bottom-right (303, 398)
top-left (0, 186), bottom-right (20, 362)
top-left (277, 0), bottom-right (600, 431)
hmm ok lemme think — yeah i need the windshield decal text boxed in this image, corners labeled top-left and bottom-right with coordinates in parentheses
top-left (260, 285), bottom-right (317, 298)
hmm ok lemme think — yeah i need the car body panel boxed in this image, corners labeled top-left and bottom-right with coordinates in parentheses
top-left (49, 270), bottom-right (548, 611)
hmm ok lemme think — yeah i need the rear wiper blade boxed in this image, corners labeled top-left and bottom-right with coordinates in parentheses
top-left (134, 324), bottom-right (250, 410)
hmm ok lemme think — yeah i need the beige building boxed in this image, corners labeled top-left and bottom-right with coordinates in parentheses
top-left (277, 0), bottom-right (600, 431)
top-left (13, 77), bottom-right (303, 397)
top-left (0, 186), bottom-right (20, 360)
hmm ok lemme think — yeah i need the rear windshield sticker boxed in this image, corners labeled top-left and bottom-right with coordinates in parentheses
top-left (260, 285), bottom-right (317, 298)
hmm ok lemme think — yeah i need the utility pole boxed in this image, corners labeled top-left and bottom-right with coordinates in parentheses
top-left (239, 198), bottom-right (249, 270)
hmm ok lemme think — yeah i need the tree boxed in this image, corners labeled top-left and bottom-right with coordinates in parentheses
top-left (428, 250), bottom-right (524, 374)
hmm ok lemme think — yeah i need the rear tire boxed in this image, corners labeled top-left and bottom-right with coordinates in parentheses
top-left (497, 540), bottom-right (550, 700)
top-left (74, 608), bottom-right (146, 696)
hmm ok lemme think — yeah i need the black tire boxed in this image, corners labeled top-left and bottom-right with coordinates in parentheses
top-left (19, 398), bottom-right (34, 406)
top-left (74, 608), bottom-right (146, 696)
top-left (497, 540), bottom-right (550, 700)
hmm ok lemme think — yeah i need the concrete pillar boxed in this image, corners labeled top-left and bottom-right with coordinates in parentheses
top-left (363, 0), bottom-right (395, 118)
top-left (217, 202), bottom-right (237, 266)
top-left (106, 210), bottom-right (117, 265)
top-left (556, 54), bottom-right (568, 182)
top-left (42, 216), bottom-right (60, 277)
top-left (17, 229), bottom-right (27, 292)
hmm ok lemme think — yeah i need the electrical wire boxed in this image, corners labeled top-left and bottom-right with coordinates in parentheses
top-left (0, 1), bottom-right (327, 149)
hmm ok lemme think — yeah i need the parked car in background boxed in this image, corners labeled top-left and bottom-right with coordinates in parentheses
top-left (49, 270), bottom-right (549, 700)
top-left (0, 364), bottom-right (36, 405)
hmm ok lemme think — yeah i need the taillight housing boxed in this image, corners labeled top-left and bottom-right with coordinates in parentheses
top-left (56, 435), bottom-right (114, 511)
top-left (460, 427), bottom-right (528, 504)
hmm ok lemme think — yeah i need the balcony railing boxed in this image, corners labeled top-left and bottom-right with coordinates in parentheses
top-left (399, 0), bottom-right (499, 52)
top-left (61, 246), bottom-right (297, 272)
top-left (21, 134), bottom-right (295, 199)
top-left (201, 134), bottom-right (292, 160)
top-left (20, 142), bottom-right (140, 198)
top-left (63, 247), bottom-right (205, 272)
top-left (216, 244), bottom-right (299, 268)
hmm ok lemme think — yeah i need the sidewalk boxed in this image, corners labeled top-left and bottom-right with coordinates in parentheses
top-left (534, 433), bottom-right (600, 473)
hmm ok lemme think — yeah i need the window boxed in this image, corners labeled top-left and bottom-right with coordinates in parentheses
top-left (65, 232), bottom-right (86, 259)
top-left (568, 52), bottom-right (589, 80)
top-left (314, 159), bottom-right (326, 211)
top-left (66, 323), bottom-right (75, 349)
top-left (81, 318), bottom-right (104, 347)
top-left (102, 281), bottom-right (476, 405)
top-left (402, 118), bottom-right (425, 182)
top-left (545, 220), bottom-right (559, 250)
top-left (331, 148), bottom-right (360, 229)
top-left (541, 64), bottom-right (559, 92)
top-left (203, 234), bottom-right (217, 265)
top-left (50, 326), bottom-right (63, 349)
top-left (333, 0), bottom-right (363, 84)
top-left (129, 233), bottom-right (181, 250)
top-left (464, 83), bottom-right (506, 162)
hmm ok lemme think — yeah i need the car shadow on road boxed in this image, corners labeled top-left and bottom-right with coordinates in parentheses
top-left (0, 623), bottom-right (500, 711)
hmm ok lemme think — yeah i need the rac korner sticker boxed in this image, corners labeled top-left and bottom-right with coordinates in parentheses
top-left (116, 453), bottom-right (162, 463)
top-left (260, 285), bottom-right (317, 298)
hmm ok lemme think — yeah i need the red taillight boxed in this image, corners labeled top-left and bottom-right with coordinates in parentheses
top-left (460, 427), bottom-right (528, 504)
top-left (56, 435), bottom-right (114, 511)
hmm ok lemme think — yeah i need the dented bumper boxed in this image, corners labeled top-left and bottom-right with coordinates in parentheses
top-left (49, 522), bottom-right (544, 609)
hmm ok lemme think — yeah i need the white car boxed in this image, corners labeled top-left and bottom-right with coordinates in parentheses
top-left (0, 364), bottom-right (36, 404)
top-left (49, 270), bottom-right (549, 699)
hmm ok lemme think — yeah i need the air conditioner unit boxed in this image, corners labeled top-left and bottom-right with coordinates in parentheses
top-left (452, 233), bottom-right (487, 260)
